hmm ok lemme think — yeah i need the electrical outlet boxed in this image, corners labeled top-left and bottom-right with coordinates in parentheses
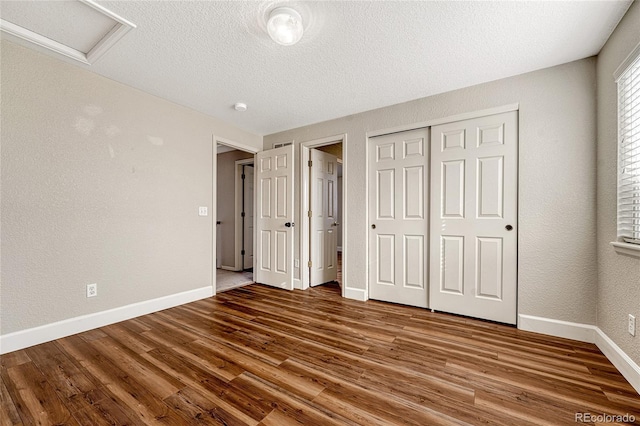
top-left (87, 283), bottom-right (97, 298)
top-left (198, 206), bottom-right (208, 216)
top-left (629, 314), bottom-right (636, 336)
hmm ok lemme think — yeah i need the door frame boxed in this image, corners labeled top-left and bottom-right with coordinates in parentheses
top-left (300, 134), bottom-right (347, 294)
top-left (234, 158), bottom-right (254, 271)
top-left (363, 104), bottom-right (519, 302)
top-left (213, 136), bottom-right (259, 296)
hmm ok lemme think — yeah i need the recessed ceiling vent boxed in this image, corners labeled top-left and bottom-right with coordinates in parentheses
top-left (273, 142), bottom-right (293, 149)
top-left (0, 0), bottom-right (135, 65)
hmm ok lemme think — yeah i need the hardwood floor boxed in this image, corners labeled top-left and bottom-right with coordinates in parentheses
top-left (2, 283), bottom-right (638, 425)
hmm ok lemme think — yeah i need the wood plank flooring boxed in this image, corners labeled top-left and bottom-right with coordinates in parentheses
top-left (2, 283), bottom-right (638, 425)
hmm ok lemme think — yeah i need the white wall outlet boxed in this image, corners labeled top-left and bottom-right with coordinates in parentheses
top-left (198, 206), bottom-right (208, 216)
top-left (86, 283), bottom-right (97, 298)
top-left (629, 314), bottom-right (636, 336)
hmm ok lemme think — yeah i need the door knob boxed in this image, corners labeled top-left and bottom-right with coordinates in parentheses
top-left (285, 222), bottom-right (294, 228)
top-left (371, 224), bottom-right (376, 229)
top-left (333, 222), bottom-right (339, 227)
top-left (505, 224), bottom-right (513, 231)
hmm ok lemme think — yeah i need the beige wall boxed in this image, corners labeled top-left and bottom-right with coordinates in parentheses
top-left (265, 58), bottom-right (598, 325)
top-left (0, 41), bottom-right (262, 335)
top-left (596, 0), bottom-right (640, 366)
top-left (216, 150), bottom-right (253, 268)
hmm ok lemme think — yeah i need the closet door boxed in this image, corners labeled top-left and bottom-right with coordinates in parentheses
top-left (368, 128), bottom-right (429, 308)
top-left (430, 111), bottom-right (518, 324)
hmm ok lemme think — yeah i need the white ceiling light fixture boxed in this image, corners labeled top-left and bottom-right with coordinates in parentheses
top-left (234, 102), bottom-right (248, 112)
top-left (266, 7), bottom-right (304, 46)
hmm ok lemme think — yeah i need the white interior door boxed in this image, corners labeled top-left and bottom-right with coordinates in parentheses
top-left (243, 165), bottom-right (254, 270)
top-left (368, 128), bottom-right (429, 308)
top-left (430, 111), bottom-right (518, 324)
top-left (310, 149), bottom-right (338, 286)
top-left (255, 145), bottom-right (294, 290)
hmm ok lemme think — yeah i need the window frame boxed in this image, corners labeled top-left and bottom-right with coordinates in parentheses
top-left (613, 42), bottom-right (640, 257)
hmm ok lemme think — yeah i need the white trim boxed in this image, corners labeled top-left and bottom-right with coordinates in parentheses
top-left (344, 287), bottom-right (368, 302)
top-left (0, 0), bottom-right (135, 65)
top-left (518, 314), bottom-right (596, 343)
top-left (518, 314), bottom-right (640, 395)
top-left (341, 135), bottom-right (348, 297)
top-left (293, 278), bottom-right (302, 290)
top-left (611, 241), bottom-right (640, 258)
top-left (299, 134), bottom-right (347, 292)
top-left (235, 158), bottom-right (255, 271)
top-left (215, 137), bottom-right (260, 154)
top-left (0, 286), bottom-right (213, 355)
top-left (366, 104), bottom-right (520, 138)
top-left (614, 40), bottom-right (640, 81)
top-left (595, 328), bottom-right (640, 394)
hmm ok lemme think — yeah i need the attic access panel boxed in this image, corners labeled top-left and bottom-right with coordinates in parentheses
top-left (0, 0), bottom-right (135, 65)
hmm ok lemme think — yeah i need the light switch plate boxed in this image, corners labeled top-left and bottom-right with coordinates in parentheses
top-left (199, 206), bottom-right (208, 216)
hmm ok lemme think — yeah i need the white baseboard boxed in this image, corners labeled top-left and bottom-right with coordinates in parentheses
top-left (518, 314), bottom-right (597, 343)
top-left (0, 286), bottom-right (214, 355)
top-left (595, 328), bottom-right (640, 394)
top-left (518, 314), bottom-right (639, 395)
top-left (344, 287), bottom-right (367, 302)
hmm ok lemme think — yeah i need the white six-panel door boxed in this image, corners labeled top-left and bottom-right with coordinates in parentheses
top-left (310, 149), bottom-right (338, 286)
top-left (430, 111), bottom-right (518, 324)
top-left (255, 145), bottom-right (294, 290)
top-left (368, 129), bottom-right (429, 308)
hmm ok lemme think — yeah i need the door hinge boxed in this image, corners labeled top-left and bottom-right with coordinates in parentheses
top-left (308, 210), bottom-right (312, 217)
top-left (241, 250), bottom-right (246, 255)
top-left (308, 160), bottom-right (312, 167)
top-left (241, 212), bottom-right (245, 217)
top-left (308, 260), bottom-right (312, 267)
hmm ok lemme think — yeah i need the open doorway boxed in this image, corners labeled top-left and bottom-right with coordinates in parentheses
top-left (215, 142), bottom-right (255, 293)
top-left (300, 135), bottom-right (346, 292)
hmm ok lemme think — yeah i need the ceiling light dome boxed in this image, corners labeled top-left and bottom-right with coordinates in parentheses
top-left (267, 7), bottom-right (303, 46)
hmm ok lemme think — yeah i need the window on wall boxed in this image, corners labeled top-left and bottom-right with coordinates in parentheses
top-left (617, 49), bottom-right (640, 246)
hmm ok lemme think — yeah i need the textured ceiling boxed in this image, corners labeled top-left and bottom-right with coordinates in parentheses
top-left (1, 1), bottom-right (632, 135)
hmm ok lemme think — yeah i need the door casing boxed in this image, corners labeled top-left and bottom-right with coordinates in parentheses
top-left (212, 136), bottom-right (259, 296)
